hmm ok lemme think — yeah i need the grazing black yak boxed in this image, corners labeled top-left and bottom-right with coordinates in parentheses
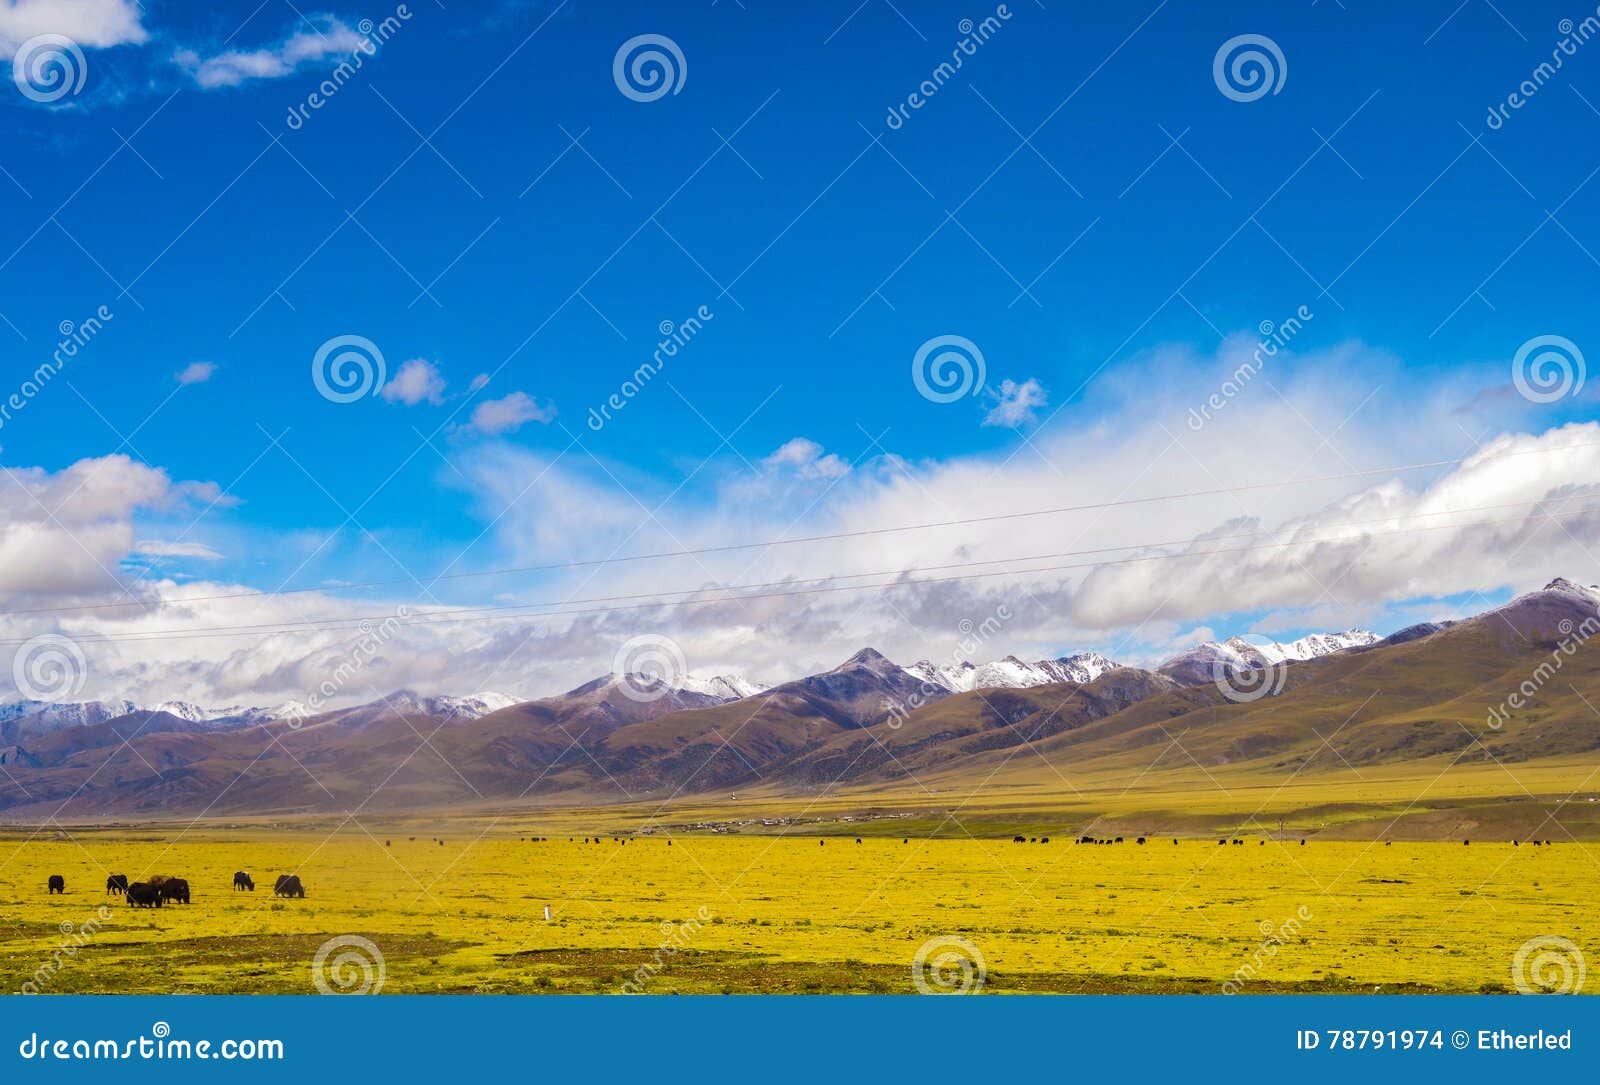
top-left (106, 874), bottom-right (128, 895)
top-left (47, 874), bottom-right (64, 894)
top-left (233, 871), bottom-right (254, 891)
top-left (274, 874), bottom-right (305, 898)
top-left (125, 882), bottom-right (162, 907)
top-left (160, 878), bottom-right (191, 904)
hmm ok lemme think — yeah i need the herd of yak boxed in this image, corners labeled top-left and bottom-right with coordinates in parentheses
top-left (44, 871), bottom-right (307, 907)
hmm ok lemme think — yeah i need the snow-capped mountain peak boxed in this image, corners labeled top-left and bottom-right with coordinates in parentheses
top-left (907, 650), bottom-right (1122, 693)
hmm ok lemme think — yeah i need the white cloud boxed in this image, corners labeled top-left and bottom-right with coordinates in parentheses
top-left (0, 0), bottom-right (146, 57)
top-left (763, 437), bottom-right (850, 479)
top-left (133, 540), bottom-right (223, 560)
top-left (467, 391), bottom-right (556, 435)
top-left (380, 358), bottom-right (446, 406)
top-left (7, 338), bottom-right (1600, 710)
top-left (175, 16), bottom-right (365, 90)
top-left (175, 361), bottom-right (215, 385)
top-left (983, 377), bottom-right (1047, 427)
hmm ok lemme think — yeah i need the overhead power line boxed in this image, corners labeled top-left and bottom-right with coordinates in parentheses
top-left (4, 492), bottom-right (1594, 648)
top-left (8, 437), bottom-right (1600, 620)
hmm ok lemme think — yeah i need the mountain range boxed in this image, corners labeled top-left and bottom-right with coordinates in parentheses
top-left (0, 582), bottom-right (1594, 825)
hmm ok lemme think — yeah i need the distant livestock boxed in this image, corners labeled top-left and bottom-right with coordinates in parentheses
top-left (160, 878), bottom-right (191, 905)
top-left (1013, 836), bottom-right (1025, 843)
top-left (106, 874), bottom-right (128, 896)
top-left (47, 874), bottom-right (64, 894)
top-left (1040, 837), bottom-right (1050, 844)
top-left (274, 875), bottom-right (305, 898)
top-left (233, 871), bottom-right (254, 891)
top-left (1136, 837), bottom-right (1145, 845)
top-left (125, 882), bottom-right (162, 908)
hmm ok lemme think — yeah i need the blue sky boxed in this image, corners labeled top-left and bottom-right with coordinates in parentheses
top-left (2, 0), bottom-right (1599, 703)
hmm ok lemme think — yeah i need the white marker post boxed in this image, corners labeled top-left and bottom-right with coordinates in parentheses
top-left (543, 904), bottom-right (552, 922)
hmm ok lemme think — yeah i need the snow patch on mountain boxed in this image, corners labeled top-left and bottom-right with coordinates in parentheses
top-left (906, 651), bottom-right (1122, 693)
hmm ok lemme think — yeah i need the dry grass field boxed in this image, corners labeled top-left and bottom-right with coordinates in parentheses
top-left (0, 806), bottom-right (1593, 994)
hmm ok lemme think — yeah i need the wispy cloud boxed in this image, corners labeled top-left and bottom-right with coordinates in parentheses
top-left (132, 539), bottom-right (224, 560)
top-left (173, 15), bottom-right (365, 90)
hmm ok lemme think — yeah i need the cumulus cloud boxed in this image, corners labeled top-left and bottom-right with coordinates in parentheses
top-left (174, 16), bottom-right (365, 89)
top-left (0, 0), bottom-right (147, 57)
top-left (467, 391), bottom-right (556, 434)
top-left (6, 338), bottom-right (1598, 710)
top-left (380, 358), bottom-right (446, 406)
top-left (983, 377), bottom-right (1048, 427)
top-left (175, 361), bottom-right (215, 385)
top-left (763, 437), bottom-right (851, 480)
